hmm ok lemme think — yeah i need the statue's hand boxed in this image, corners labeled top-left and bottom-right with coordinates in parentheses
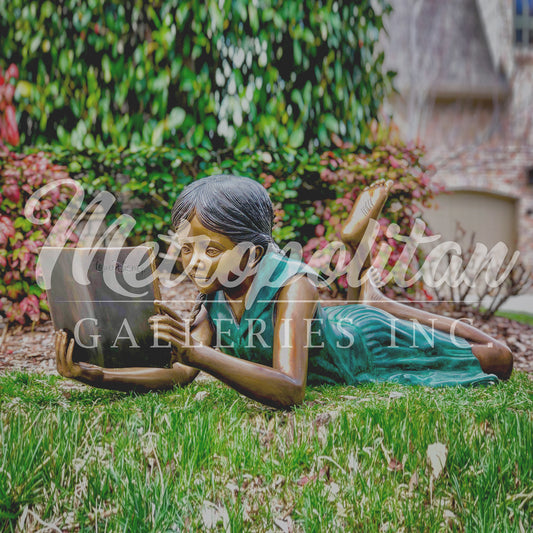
top-left (55, 330), bottom-right (104, 384)
top-left (149, 305), bottom-right (196, 366)
top-left (170, 345), bottom-right (191, 366)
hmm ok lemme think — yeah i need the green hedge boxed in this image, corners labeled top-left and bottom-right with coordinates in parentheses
top-left (1, 0), bottom-right (393, 150)
top-left (33, 136), bottom-right (438, 266)
top-left (35, 143), bottom-right (328, 245)
top-left (4, 138), bottom-right (437, 325)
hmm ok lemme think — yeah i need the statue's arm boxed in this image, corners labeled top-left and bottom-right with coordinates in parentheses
top-left (95, 363), bottom-right (199, 392)
top-left (152, 276), bottom-right (318, 409)
top-left (55, 308), bottom-right (212, 392)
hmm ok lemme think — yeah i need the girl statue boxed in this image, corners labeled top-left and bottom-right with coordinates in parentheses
top-left (55, 175), bottom-right (512, 408)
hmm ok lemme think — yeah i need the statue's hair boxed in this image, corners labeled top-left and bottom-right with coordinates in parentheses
top-left (171, 174), bottom-right (279, 252)
top-left (171, 174), bottom-right (280, 323)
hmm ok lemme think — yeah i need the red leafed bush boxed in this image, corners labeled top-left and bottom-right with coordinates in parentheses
top-left (0, 63), bottom-right (20, 146)
top-left (0, 143), bottom-right (77, 324)
top-left (301, 126), bottom-right (443, 297)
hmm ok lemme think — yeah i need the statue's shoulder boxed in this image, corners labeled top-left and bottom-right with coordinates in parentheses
top-left (244, 250), bottom-right (320, 311)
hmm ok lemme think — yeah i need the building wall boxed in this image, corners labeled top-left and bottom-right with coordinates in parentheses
top-left (423, 189), bottom-right (519, 251)
top-left (429, 145), bottom-right (533, 267)
top-left (381, 0), bottom-right (533, 274)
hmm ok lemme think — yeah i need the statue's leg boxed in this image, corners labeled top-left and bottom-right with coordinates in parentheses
top-left (340, 180), bottom-right (393, 300)
top-left (360, 268), bottom-right (513, 379)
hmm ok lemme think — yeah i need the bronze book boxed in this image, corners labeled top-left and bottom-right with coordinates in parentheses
top-left (40, 246), bottom-right (172, 368)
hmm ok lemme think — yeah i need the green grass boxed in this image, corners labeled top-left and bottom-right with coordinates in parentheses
top-left (495, 310), bottom-right (533, 327)
top-left (1, 372), bottom-right (532, 532)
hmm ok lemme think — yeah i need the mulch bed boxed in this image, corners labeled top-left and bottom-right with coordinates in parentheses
top-left (1, 281), bottom-right (531, 376)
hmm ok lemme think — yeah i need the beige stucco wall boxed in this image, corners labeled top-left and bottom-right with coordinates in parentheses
top-left (423, 189), bottom-right (519, 252)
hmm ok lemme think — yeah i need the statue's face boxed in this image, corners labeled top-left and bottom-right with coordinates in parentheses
top-left (177, 215), bottom-right (252, 294)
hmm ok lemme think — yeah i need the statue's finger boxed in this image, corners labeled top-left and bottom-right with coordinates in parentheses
top-left (55, 332), bottom-right (62, 371)
top-left (57, 334), bottom-right (67, 372)
top-left (57, 329), bottom-right (65, 350)
top-left (150, 315), bottom-right (182, 330)
top-left (149, 314), bottom-right (175, 325)
top-left (152, 324), bottom-right (188, 347)
top-left (59, 331), bottom-right (66, 361)
top-left (150, 314), bottom-right (187, 333)
top-left (154, 301), bottom-right (181, 322)
top-left (151, 322), bottom-right (186, 342)
top-left (153, 331), bottom-right (181, 351)
top-left (66, 338), bottom-right (75, 368)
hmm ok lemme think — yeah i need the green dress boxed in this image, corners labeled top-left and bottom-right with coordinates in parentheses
top-left (203, 251), bottom-right (498, 387)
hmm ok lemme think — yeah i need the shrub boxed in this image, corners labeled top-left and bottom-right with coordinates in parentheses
top-left (24, 136), bottom-right (438, 294)
top-left (299, 124), bottom-right (442, 296)
top-left (0, 144), bottom-right (77, 325)
top-left (1, 0), bottom-right (393, 150)
top-left (0, 63), bottom-right (19, 146)
top-left (4, 129), bottom-right (436, 325)
top-left (425, 224), bottom-right (531, 319)
top-left (27, 143), bottom-right (327, 247)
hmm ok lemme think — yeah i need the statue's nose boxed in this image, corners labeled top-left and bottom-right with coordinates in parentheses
top-left (190, 251), bottom-right (209, 273)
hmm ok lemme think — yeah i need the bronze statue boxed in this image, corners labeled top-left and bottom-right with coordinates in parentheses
top-left (55, 175), bottom-right (512, 408)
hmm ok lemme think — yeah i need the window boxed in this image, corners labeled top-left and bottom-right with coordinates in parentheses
top-left (527, 166), bottom-right (533, 186)
top-left (515, 0), bottom-right (533, 46)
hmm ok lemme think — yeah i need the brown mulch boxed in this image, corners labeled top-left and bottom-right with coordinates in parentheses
top-left (1, 281), bottom-right (532, 376)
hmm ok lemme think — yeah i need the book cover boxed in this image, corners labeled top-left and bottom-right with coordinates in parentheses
top-left (40, 246), bottom-right (173, 368)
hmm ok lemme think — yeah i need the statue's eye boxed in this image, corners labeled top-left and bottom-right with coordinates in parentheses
top-left (206, 247), bottom-right (222, 257)
top-left (181, 244), bottom-right (192, 255)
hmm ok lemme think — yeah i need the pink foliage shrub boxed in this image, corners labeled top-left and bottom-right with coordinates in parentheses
top-left (0, 144), bottom-right (77, 324)
top-left (301, 136), bottom-right (443, 297)
top-left (0, 63), bottom-right (20, 146)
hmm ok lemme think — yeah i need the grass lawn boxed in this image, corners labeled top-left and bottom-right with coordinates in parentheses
top-left (495, 310), bottom-right (533, 327)
top-left (1, 371), bottom-right (532, 532)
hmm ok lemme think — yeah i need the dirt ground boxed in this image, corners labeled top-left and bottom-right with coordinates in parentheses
top-left (1, 280), bottom-right (532, 377)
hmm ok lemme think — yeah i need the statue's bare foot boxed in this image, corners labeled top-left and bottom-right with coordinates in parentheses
top-left (341, 179), bottom-right (393, 248)
top-left (359, 267), bottom-right (390, 305)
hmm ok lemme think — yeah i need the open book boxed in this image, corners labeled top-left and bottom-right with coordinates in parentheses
top-left (39, 246), bottom-right (172, 368)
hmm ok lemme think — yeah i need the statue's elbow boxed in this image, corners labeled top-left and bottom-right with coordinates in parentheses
top-left (278, 383), bottom-right (305, 409)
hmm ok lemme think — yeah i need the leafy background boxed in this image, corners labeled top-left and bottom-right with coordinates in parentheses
top-left (0, 0), bottom-right (443, 324)
top-left (0, 0), bottom-right (393, 150)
